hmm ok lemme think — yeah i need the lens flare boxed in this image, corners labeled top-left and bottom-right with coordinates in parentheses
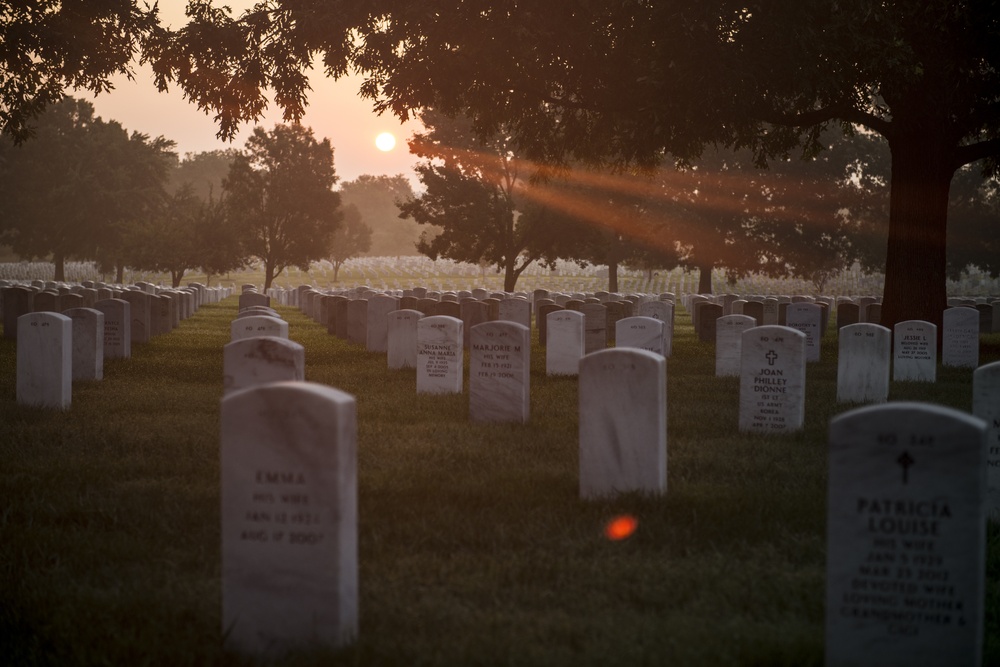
top-left (604, 514), bottom-right (638, 541)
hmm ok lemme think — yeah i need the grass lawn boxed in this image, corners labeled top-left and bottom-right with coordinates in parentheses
top-left (1, 295), bottom-right (998, 666)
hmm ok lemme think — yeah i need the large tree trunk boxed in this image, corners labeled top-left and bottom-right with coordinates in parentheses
top-left (879, 133), bottom-right (953, 334)
top-left (53, 250), bottom-right (65, 282)
top-left (608, 257), bottom-right (619, 293)
top-left (697, 260), bottom-right (713, 295)
top-left (503, 261), bottom-right (517, 292)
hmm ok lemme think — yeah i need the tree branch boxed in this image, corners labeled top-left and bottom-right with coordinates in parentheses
top-left (953, 137), bottom-right (1000, 170)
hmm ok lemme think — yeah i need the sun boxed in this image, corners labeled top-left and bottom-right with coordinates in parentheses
top-left (375, 132), bottom-right (396, 152)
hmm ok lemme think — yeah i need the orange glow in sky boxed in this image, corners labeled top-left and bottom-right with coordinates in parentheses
top-left (604, 514), bottom-right (639, 541)
top-left (85, 1), bottom-right (422, 184)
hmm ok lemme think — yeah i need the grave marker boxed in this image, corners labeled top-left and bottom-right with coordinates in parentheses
top-left (973, 361), bottom-right (1000, 520)
top-left (715, 314), bottom-right (756, 377)
top-left (416, 316), bottom-right (463, 394)
top-left (221, 381), bottom-right (357, 655)
top-left (739, 326), bottom-right (806, 433)
top-left (546, 310), bottom-right (585, 376)
top-left (63, 307), bottom-right (104, 382)
top-left (942, 307), bottom-right (979, 368)
top-left (16, 312), bottom-right (72, 409)
top-left (826, 402), bottom-right (987, 667)
top-left (893, 320), bottom-right (937, 383)
top-left (223, 337), bottom-right (305, 396)
top-left (469, 321), bottom-right (530, 423)
top-left (837, 323), bottom-right (891, 403)
top-left (387, 309), bottom-right (422, 370)
top-left (579, 348), bottom-right (666, 499)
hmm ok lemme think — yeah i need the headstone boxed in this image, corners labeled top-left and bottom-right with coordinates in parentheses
top-left (120, 290), bottom-right (151, 344)
top-left (738, 326), bottom-right (807, 433)
top-left (469, 321), bottom-right (530, 423)
top-left (387, 309), bottom-right (422, 370)
top-left (743, 301), bottom-right (765, 326)
top-left (893, 320), bottom-right (937, 383)
top-left (825, 402), bottom-right (987, 667)
top-left (94, 298), bottom-right (131, 359)
top-left (537, 303), bottom-right (563, 347)
top-left (230, 315), bottom-right (289, 342)
top-left (546, 310), bottom-right (585, 376)
top-left (695, 303), bottom-right (723, 342)
top-left (416, 316), bottom-right (463, 394)
top-left (942, 307), bottom-right (979, 368)
top-left (973, 361), bottom-right (1000, 520)
top-left (63, 307), bottom-right (104, 382)
top-left (223, 336), bottom-right (305, 396)
top-left (460, 300), bottom-right (490, 350)
top-left (785, 302), bottom-right (823, 362)
top-left (615, 316), bottom-right (665, 356)
top-left (32, 291), bottom-right (59, 313)
top-left (762, 298), bottom-right (779, 326)
top-left (2, 286), bottom-right (33, 339)
top-left (16, 312), bottom-right (72, 409)
top-left (715, 314), bottom-right (756, 377)
top-left (580, 303), bottom-right (607, 354)
top-left (366, 294), bottom-right (400, 353)
top-left (638, 300), bottom-right (674, 357)
top-left (221, 381), bottom-right (357, 655)
top-left (238, 291), bottom-right (270, 311)
top-left (346, 300), bottom-right (368, 346)
top-left (498, 298), bottom-right (531, 330)
top-left (837, 323), bottom-right (891, 404)
top-left (579, 348), bottom-right (666, 499)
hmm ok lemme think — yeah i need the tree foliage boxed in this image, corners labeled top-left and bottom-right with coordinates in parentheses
top-left (0, 96), bottom-right (174, 281)
top-left (338, 174), bottom-right (419, 256)
top-left (223, 123), bottom-right (342, 290)
top-left (399, 110), bottom-right (561, 292)
top-left (328, 204), bottom-right (373, 281)
top-left (6, 2), bottom-right (1000, 326)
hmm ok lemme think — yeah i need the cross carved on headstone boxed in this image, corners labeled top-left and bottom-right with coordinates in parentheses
top-left (765, 349), bottom-right (778, 366)
top-left (897, 450), bottom-right (914, 485)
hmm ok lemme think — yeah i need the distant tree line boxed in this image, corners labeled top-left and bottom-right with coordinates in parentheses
top-left (402, 111), bottom-right (1000, 294)
top-left (0, 96), bottom-right (388, 288)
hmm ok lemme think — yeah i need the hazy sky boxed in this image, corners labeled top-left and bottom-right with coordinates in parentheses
top-left (88, 1), bottom-right (423, 185)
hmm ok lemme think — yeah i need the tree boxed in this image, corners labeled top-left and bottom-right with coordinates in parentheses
top-left (8, 3), bottom-right (1000, 329)
top-left (329, 204), bottom-right (373, 281)
top-left (398, 110), bottom-right (559, 292)
top-left (223, 123), bottom-right (342, 290)
top-left (146, 1), bottom-right (1000, 330)
top-left (169, 149), bottom-right (239, 200)
top-left (339, 175), bottom-right (419, 256)
top-left (0, 96), bottom-right (174, 281)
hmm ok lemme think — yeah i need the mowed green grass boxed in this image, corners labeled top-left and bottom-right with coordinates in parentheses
top-left (1, 298), bottom-right (998, 666)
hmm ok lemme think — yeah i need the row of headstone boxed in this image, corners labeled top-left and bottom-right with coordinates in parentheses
top-left (12, 282), bottom-right (225, 409)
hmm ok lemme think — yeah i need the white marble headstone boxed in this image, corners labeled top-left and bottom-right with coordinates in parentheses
top-left (837, 323), bottom-right (891, 403)
top-left (738, 325), bottom-right (806, 433)
top-left (942, 307), bottom-right (979, 368)
top-left (221, 381), bottom-right (357, 655)
top-left (16, 311), bottom-right (72, 409)
top-left (893, 320), bottom-right (937, 382)
top-left (579, 348), bottom-right (666, 499)
top-left (580, 302), bottom-right (608, 354)
top-left (615, 316), bottom-right (665, 356)
top-left (94, 298), bottom-right (131, 359)
top-left (546, 310), bottom-right (585, 376)
top-left (416, 315), bottom-right (463, 394)
top-left (223, 336), bottom-right (305, 396)
top-left (785, 302), bottom-right (822, 362)
top-left (469, 321), bottom-right (530, 423)
top-left (366, 294), bottom-right (400, 353)
top-left (973, 361), bottom-right (1000, 520)
top-left (826, 402), bottom-right (986, 667)
top-left (715, 314), bottom-right (756, 377)
top-left (63, 307), bottom-right (104, 382)
top-left (230, 315), bottom-right (289, 342)
top-left (637, 300), bottom-right (673, 357)
top-left (387, 309), bottom-right (422, 370)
